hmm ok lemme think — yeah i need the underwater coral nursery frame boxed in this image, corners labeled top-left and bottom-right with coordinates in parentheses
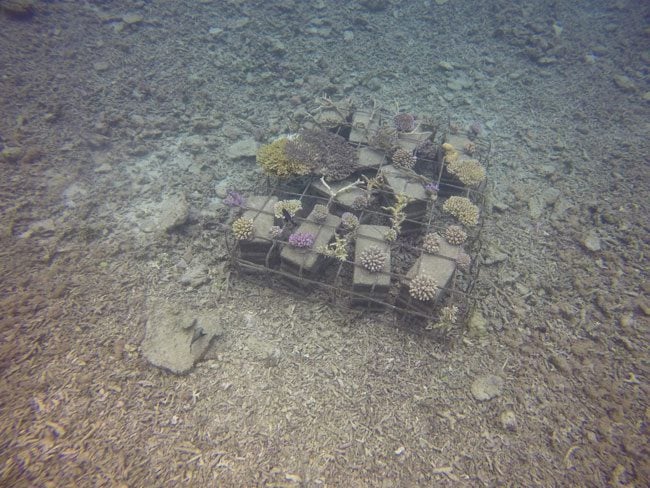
top-left (227, 106), bottom-right (491, 329)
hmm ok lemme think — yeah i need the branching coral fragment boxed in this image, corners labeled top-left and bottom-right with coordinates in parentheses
top-left (382, 193), bottom-right (411, 237)
top-left (318, 234), bottom-right (350, 261)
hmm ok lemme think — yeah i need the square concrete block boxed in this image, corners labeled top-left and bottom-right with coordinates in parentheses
top-left (352, 225), bottom-right (391, 308)
top-left (357, 146), bottom-right (386, 171)
top-left (310, 178), bottom-right (367, 210)
top-left (436, 238), bottom-right (462, 260)
top-left (349, 110), bottom-right (381, 144)
top-left (396, 128), bottom-right (433, 153)
top-left (239, 195), bottom-right (279, 265)
top-left (380, 165), bottom-right (428, 225)
top-left (445, 133), bottom-right (473, 152)
top-left (280, 211), bottom-right (341, 278)
top-left (397, 251), bottom-right (457, 314)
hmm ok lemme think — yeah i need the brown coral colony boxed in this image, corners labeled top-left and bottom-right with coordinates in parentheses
top-left (393, 113), bottom-right (416, 132)
top-left (392, 148), bottom-right (417, 170)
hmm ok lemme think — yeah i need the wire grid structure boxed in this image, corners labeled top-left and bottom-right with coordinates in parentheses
top-left (228, 107), bottom-right (491, 327)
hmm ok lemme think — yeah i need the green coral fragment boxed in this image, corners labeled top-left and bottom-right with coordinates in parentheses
top-left (381, 193), bottom-right (411, 237)
top-left (318, 234), bottom-right (350, 261)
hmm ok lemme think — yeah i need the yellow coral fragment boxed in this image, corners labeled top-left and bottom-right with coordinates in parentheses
top-left (447, 158), bottom-right (486, 186)
top-left (256, 138), bottom-right (309, 178)
top-left (273, 199), bottom-right (302, 218)
top-left (443, 196), bottom-right (479, 226)
top-left (232, 217), bottom-right (254, 240)
top-left (441, 142), bottom-right (460, 164)
top-left (318, 234), bottom-right (349, 261)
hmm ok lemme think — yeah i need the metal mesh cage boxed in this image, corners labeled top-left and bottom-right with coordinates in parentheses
top-left (227, 104), bottom-right (491, 330)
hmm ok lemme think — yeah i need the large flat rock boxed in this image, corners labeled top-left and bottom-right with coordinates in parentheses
top-left (142, 302), bottom-right (223, 374)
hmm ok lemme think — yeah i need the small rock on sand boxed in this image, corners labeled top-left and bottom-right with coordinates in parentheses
top-left (471, 374), bottom-right (504, 401)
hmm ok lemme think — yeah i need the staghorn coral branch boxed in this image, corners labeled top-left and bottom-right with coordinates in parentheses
top-left (320, 177), bottom-right (363, 208)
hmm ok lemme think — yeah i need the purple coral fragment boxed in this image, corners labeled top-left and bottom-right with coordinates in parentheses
top-left (288, 231), bottom-right (316, 248)
top-left (424, 181), bottom-right (439, 193)
top-left (224, 190), bottom-right (245, 207)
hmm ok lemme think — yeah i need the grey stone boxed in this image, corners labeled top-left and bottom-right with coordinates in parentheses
top-left (528, 187), bottom-right (560, 219)
top-left (243, 336), bottom-right (282, 366)
top-left (158, 193), bottom-right (190, 231)
top-left (18, 218), bottom-right (57, 239)
top-left (613, 74), bottom-right (636, 93)
top-left (0, 146), bottom-right (22, 163)
top-left (208, 27), bottom-right (224, 37)
top-left (581, 230), bottom-right (601, 252)
top-left (122, 13), bottom-right (143, 24)
top-left (93, 61), bottom-right (110, 72)
top-left (540, 187), bottom-right (561, 206)
top-left (447, 76), bottom-right (473, 91)
top-left (551, 197), bottom-right (573, 218)
top-left (471, 374), bottom-right (504, 401)
top-left (179, 265), bottom-right (210, 288)
top-left (549, 354), bottom-right (571, 374)
top-left (500, 410), bottom-right (518, 431)
top-left (438, 61), bottom-right (454, 71)
top-left (467, 309), bottom-right (488, 338)
top-left (539, 164), bottom-right (556, 177)
top-left (226, 137), bottom-right (258, 160)
top-left (94, 162), bottom-right (112, 174)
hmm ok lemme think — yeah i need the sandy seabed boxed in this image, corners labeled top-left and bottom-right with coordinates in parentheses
top-left (0, 1), bottom-right (648, 486)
